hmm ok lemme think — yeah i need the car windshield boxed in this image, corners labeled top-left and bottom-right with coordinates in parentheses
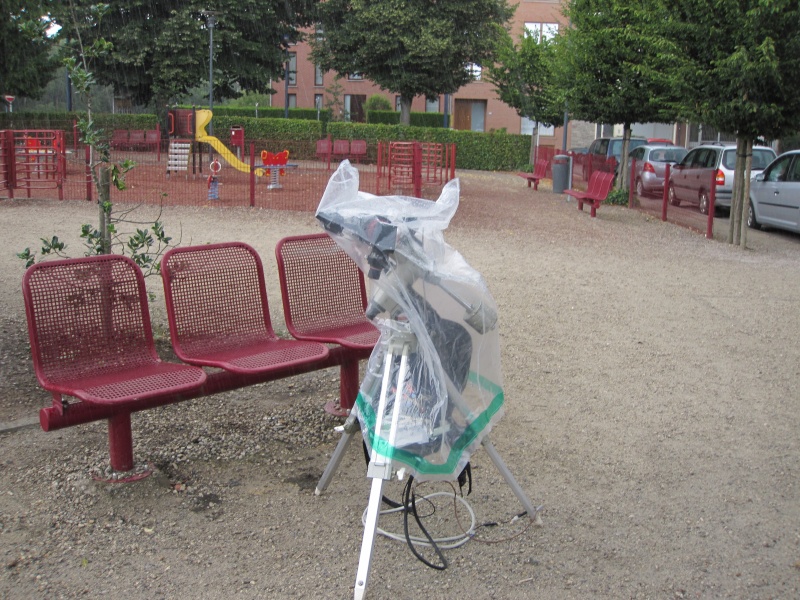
top-left (650, 148), bottom-right (687, 163)
top-left (722, 148), bottom-right (776, 170)
top-left (610, 139), bottom-right (646, 159)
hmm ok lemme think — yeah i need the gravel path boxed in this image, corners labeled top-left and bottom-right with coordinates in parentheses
top-left (1, 170), bottom-right (799, 599)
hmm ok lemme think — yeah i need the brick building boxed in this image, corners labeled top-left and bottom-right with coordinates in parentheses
top-left (272, 0), bottom-right (597, 153)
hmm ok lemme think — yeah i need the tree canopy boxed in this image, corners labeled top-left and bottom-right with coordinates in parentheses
top-left (671, 0), bottom-right (800, 246)
top-left (555, 0), bottom-right (683, 187)
top-left (485, 31), bottom-right (563, 126)
top-left (311, 0), bottom-right (514, 125)
top-left (53, 0), bottom-right (318, 108)
top-left (0, 0), bottom-right (60, 100)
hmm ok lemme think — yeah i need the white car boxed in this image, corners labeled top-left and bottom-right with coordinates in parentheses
top-left (748, 150), bottom-right (800, 234)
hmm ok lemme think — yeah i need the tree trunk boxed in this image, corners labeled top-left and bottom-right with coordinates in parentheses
top-left (739, 139), bottom-right (754, 249)
top-left (529, 122), bottom-right (539, 164)
top-left (729, 138), bottom-right (746, 244)
top-left (399, 96), bottom-right (412, 126)
top-left (617, 125), bottom-right (631, 190)
top-left (98, 166), bottom-right (112, 255)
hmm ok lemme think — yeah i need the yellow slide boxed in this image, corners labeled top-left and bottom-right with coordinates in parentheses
top-left (195, 109), bottom-right (264, 176)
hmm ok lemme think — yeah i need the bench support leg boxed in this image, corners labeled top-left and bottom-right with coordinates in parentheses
top-left (327, 358), bottom-right (360, 416)
top-left (108, 412), bottom-right (134, 472)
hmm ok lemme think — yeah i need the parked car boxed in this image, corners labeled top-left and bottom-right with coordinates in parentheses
top-left (748, 150), bottom-right (800, 234)
top-left (568, 147), bottom-right (588, 167)
top-left (583, 137), bottom-right (648, 179)
top-left (628, 145), bottom-right (688, 197)
top-left (668, 143), bottom-right (777, 214)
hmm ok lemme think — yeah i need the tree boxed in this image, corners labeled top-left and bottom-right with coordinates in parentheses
top-left (555, 0), bottom-right (683, 190)
top-left (671, 0), bottom-right (800, 247)
top-left (311, 0), bottom-right (514, 125)
top-left (0, 0), bottom-right (59, 100)
top-left (52, 0), bottom-right (318, 110)
top-left (485, 31), bottom-right (563, 163)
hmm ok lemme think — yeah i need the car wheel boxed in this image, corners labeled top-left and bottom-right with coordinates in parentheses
top-left (636, 178), bottom-right (645, 198)
top-left (747, 202), bottom-right (761, 229)
top-left (698, 191), bottom-right (710, 215)
top-left (668, 184), bottom-right (680, 206)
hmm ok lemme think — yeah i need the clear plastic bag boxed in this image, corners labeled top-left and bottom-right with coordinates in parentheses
top-left (316, 162), bottom-right (504, 481)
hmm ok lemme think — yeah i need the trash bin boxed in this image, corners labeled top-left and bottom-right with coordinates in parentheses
top-left (552, 154), bottom-right (572, 194)
top-left (230, 126), bottom-right (244, 159)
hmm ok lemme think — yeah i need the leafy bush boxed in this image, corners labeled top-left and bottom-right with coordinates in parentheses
top-left (365, 95), bottom-right (392, 111)
top-left (604, 188), bottom-right (630, 206)
top-left (366, 110), bottom-right (444, 128)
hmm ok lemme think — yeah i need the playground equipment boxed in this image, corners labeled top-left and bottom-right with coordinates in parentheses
top-left (260, 149), bottom-right (297, 190)
top-left (195, 109), bottom-right (265, 177)
top-left (0, 130), bottom-right (66, 199)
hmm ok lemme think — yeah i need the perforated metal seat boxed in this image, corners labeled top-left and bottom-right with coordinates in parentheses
top-left (161, 242), bottom-right (329, 374)
top-left (275, 233), bottom-right (379, 350)
top-left (22, 254), bottom-right (207, 407)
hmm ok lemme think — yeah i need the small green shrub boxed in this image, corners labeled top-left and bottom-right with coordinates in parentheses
top-left (605, 188), bottom-right (630, 206)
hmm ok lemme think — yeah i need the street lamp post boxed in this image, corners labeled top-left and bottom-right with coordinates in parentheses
top-left (201, 11), bottom-right (218, 133)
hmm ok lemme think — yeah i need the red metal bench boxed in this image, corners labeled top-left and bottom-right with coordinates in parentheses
top-left (161, 242), bottom-right (330, 374)
top-left (316, 136), bottom-right (332, 169)
top-left (110, 129), bottom-right (129, 150)
top-left (332, 139), bottom-right (350, 163)
top-left (517, 158), bottom-right (549, 190)
top-left (22, 255), bottom-right (208, 472)
top-left (349, 139), bottom-right (367, 163)
top-left (275, 233), bottom-right (379, 415)
top-left (23, 241), bottom-right (377, 474)
top-left (128, 130), bottom-right (146, 150)
top-left (565, 171), bottom-right (615, 217)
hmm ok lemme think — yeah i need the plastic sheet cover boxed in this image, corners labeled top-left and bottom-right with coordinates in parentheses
top-left (316, 162), bottom-right (504, 481)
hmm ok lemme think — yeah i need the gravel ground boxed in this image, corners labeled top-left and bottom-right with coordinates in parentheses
top-left (1, 170), bottom-right (800, 599)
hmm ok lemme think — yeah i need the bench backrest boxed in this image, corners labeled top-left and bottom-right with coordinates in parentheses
top-left (129, 130), bottom-right (145, 143)
top-left (534, 158), bottom-right (548, 178)
top-left (333, 139), bottom-right (350, 156)
top-left (275, 233), bottom-right (377, 348)
top-left (596, 172), bottom-right (615, 200)
top-left (316, 137), bottom-right (331, 157)
top-left (161, 242), bottom-right (278, 360)
top-left (22, 255), bottom-right (160, 389)
top-left (350, 140), bottom-right (367, 156)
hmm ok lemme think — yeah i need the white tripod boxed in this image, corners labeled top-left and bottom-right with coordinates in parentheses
top-left (315, 324), bottom-right (539, 600)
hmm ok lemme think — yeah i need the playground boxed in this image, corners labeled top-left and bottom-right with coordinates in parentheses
top-left (1, 169), bottom-right (800, 598)
top-left (0, 109), bottom-right (457, 211)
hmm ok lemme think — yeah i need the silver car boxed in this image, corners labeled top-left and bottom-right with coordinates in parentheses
top-left (669, 143), bottom-right (776, 214)
top-left (748, 150), bottom-right (800, 234)
top-left (628, 145), bottom-right (687, 197)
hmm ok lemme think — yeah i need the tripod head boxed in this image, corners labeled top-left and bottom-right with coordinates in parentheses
top-left (317, 210), bottom-right (497, 333)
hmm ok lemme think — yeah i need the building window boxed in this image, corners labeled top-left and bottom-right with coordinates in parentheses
top-left (426, 97), bottom-right (440, 113)
top-left (287, 53), bottom-right (297, 86)
top-left (288, 94), bottom-right (296, 108)
top-left (466, 63), bottom-right (482, 81)
top-left (348, 73), bottom-right (363, 80)
top-left (524, 22), bottom-right (559, 41)
top-left (314, 94), bottom-right (323, 110)
top-left (315, 65), bottom-right (324, 87)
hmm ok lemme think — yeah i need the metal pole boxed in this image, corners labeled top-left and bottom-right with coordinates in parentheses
top-left (208, 14), bottom-right (214, 135)
top-left (284, 58), bottom-right (290, 119)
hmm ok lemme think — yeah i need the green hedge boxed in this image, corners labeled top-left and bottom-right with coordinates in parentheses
top-left (177, 105), bottom-right (330, 123)
top-left (0, 111), bottom-right (158, 133)
top-left (0, 110), bottom-right (531, 171)
top-left (328, 122), bottom-right (529, 171)
top-left (367, 110), bottom-right (444, 128)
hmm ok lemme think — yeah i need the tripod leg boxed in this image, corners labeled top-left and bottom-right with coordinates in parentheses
top-left (354, 475), bottom-right (385, 600)
top-left (353, 340), bottom-right (412, 599)
top-left (481, 436), bottom-right (539, 518)
top-left (315, 413), bottom-right (359, 496)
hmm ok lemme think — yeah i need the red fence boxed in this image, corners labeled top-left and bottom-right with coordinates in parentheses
top-left (0, 135), bottom-right (455, 210)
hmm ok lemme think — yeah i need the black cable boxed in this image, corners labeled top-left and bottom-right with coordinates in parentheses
top-left (402, 476), bottom-right (448, 570)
